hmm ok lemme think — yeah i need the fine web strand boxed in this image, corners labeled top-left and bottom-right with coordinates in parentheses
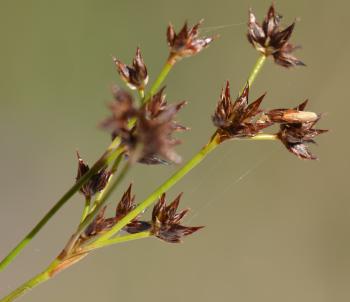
top-left (200, 22), bottom-right (246, 34)
top-left (185, 150), bottom-right (276, 224)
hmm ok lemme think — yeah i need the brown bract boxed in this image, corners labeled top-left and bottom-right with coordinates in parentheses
top-left (151, 193), bottom-right (203, 243)
top-left (247, 4), bottom-right (305, 68)
top-left (113, 47), bottom-right (148, 90)
top-left (82, 184), bottom-right (150, 241)
top-left (167, 20), bottom-right (214, 63)
top-left (76, 152), bottom-right (111, 199)
top-left (274, 101), bottom-right (327, 160)
top-left (212, 81), bottom-right (271, 141)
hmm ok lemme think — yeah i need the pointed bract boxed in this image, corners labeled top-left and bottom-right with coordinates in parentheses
top-left (212, 81), bottom-right (271, 141)
top-left (76, 152), bottom-right (111, 199)
top-left (167, 20), bottom-right (214, 62)
top-left (151, 193), bottom-right (203, 243)
top-left (113, 47), bottom-right (148, 90)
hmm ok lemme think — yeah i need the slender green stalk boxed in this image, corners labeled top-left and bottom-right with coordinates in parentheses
top-left (80, 197), bottom-right (91, 223)
top-left (144, 59), bottom-right (174, 101)
top-left (0, 259), bottom-right (60, 302)
top-left (0, 142), bottom-right (121, 272)
top-left (83, 231), bottom-right (151, 252)
top-left (240, 53), bottom-right (267, 94)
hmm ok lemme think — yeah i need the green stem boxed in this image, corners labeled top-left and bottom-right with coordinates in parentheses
top-left (0, 142), bottom-right (121, 272)
top-left (80, 197), bottom-right (91, 223)
top-left (0, 231), bottom-right (150, 302)
top-left (0, 259), bottom-right (60, 302)
top-left (144, 58), bottom-right (174, 101)
top-left (240, 53), bottom-right (267, 94)
top-left (83, 231), bottom-right (151, 252)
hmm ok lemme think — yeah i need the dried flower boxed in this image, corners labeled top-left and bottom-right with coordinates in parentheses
top-left (100, 86), bottom-right (137, 140)
top-left (101, 87), bottom-right (187, 165)
top-left (113, 47), bottom-right (148, 90)
top-left (151, 193), bottom-right (203, 243)
top-left (167, 20), bottom-right (214, 62)
top-left (135, 100), bottom-right (187, 164)
top-left (76, 152), bottom-right (111, 199)
top-left (212, 81), bottom-right (271, 141)
top-left (275, 101), bottom-right (327, 159)
top-left (247, 4), bottom-right (304, 67)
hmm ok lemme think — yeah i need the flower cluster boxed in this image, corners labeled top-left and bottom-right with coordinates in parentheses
top-left (266, 101), bottom-right (327, 159)
top-left (167, 20), bottom-right (215, 63)
top-left (212, 81), bottom-right (270, 141)
top-left (151, 193), bottom-right (203, 243)
top-left (76, 152), bottom-right (111, 199)
top-left (247, 4), bottom-right (304, 67)
top-left (101, 87), bottom-right (187, 164)
top-left (212, 83), bottom-right (326, 159)
top-left (81, 185), bottom-right (202, 244)
top-left (113, 47), bottom-right (148, 90)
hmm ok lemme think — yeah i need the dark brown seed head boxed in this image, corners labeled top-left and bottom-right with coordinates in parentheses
top-left (151, 193), bottom-right (203, 243)
top-left (247, 4), bottom-right (304, 68)
top-left (113, 47), bottom-right (148, 90)
top-left (167, 20), bottom-right (214, 63)
top-left (212, 81), bottom-right (271, 141)
top-left (275, 101), bottom-right (327, 160)
top-left (134, 100), bottom-right (187, 164)
top-left (100, 86), bottom-right (137, 140)
top-left (76, 152), bottom-right (111, 199)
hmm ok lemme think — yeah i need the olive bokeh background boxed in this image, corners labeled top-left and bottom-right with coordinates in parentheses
top-left (0, 0), bottom-right (348, 301)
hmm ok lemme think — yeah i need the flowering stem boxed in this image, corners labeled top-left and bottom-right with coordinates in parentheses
top-left (144, 57), bottom-right (174, 101)
top-left (93, 134), bottom-right (220, 244)
top-left (240, 53), bottom-right (267, 94)
top-left (0, 138), bottom-right (122, 272)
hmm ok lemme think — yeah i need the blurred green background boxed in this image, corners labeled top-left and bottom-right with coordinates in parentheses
top-left (0, 0), bottom-right (348, 301)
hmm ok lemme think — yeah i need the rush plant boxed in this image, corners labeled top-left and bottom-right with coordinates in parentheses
top-left (0, 4), bottom-right (327, 302)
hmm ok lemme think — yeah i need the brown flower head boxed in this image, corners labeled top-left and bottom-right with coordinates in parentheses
top-left (247, 4), bottom-right (305, 67)
top-left (113, 47), bottom-right (148, 90)
top-left (273, 101), bottom-right (327, 160)
top-left (76, 152), bottom-right (111, 199)
top-left (82, 184), bottom-right (150, 240)
top-left (151, 193), bottom-right (203, 243)
top-left (167, 20), bottom-right (214, 62)
top-left (212, 81), bottom-right (271, 141)
top-left (100, 86), bottom-right (137, 140)
top-left (100, 87), bottom-right (186, 165)
top-left (134, 99), bottom-right (187, 164)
